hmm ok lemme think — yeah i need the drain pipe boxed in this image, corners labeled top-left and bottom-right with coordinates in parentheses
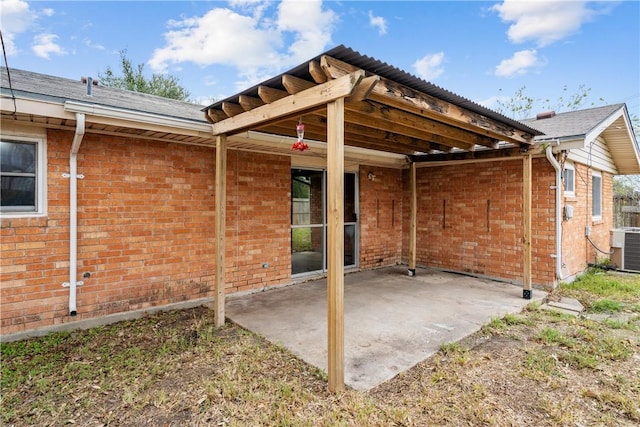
top-left (545, 142), bottom-right (563, 283)
top-left (62, 112), bottom-right (85, 315)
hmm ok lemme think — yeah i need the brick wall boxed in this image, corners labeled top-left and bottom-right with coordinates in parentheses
top-left (562, 163), bottom-right (614, 275)
top-left (402, 158), bottom-right (556, 287)
top-left (224, 150), bottom-right (291, 293)
top-left (2, 127), bottom-right (617, 336)
top-left (359, 167), bottom-right (403, 268)
top-left (1, 130), bottom-right (291, 335)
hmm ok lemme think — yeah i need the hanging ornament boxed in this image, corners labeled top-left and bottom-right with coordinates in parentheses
top-left (292, 117), bottom-right (309, 152)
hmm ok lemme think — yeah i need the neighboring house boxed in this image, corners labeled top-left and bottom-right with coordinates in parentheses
top-left (2, 46), bottom-right (639, 341)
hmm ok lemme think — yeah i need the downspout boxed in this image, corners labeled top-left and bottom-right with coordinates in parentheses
top-left (545, 143), bottom-right (563, 283)
top-left (62, 112), bottom-right (85, 315)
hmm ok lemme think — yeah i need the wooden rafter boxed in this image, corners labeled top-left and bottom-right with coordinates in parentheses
top-left (222, 102), bottom-right (244, 117)
top-left (238, 95), bottom-right (264, 111)
top-left (320, 55), bottom-right (534, 146)
top-left (309, 60), bottom-right (328, 84)
top-left (282, 74), bottom-right (316, 94)
top-left (258, 86), bottom-right (289, 104)
top-left (211, 71), bottom-right (365, 136)
top-left (410, 146), bottom-right (526, 163)
top-left (344, 102), bottom-right (480, 150)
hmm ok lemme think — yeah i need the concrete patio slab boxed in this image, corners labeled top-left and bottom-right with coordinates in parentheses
top-left (226, 266), bottom-right (546, 391)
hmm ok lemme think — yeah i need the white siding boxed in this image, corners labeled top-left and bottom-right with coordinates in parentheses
top-left (567, 136), bottom-right (617, 174)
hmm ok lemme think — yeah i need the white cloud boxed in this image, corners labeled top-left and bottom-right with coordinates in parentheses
top-left (149, 1), bottom-right (336, 88)
top-left (276, 0), bottom-right (337, 65)
top-left (0, 0), bottom-right (35, 54)
top-left (413, 52), bottom-right (445, 81)
top-left (83, 38), bottom-right (105, 50)
top-left (494, 49), bottom-right (544, 77)
top-left (42, 8), bottom-right (54, 17)
top-left (32, 33), bottom-right (67, 59)
top-left (368, 11), bottom-right (387, 35)
top-left (491, 0), bottom-right (603, 47)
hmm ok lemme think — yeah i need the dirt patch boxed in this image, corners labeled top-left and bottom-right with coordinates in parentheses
top-left (2, 272), bottom-right (639, 426)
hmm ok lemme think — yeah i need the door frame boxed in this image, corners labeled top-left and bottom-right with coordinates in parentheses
top-left (291, 167), bottom-right (359, 277)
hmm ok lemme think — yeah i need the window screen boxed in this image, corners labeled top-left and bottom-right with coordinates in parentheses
top-left (1, 140), bottom-right (37, 212)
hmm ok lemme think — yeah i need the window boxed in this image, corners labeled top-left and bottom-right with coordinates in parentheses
top-left (562, 163), bottom-right (575, 196)
top-left (591, 170), bottom-right (602, 220)
top-left (1, 137), bottom-right (46, 215)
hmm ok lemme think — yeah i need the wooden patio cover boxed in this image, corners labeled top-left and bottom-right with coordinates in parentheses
top-left (202, 46), bottom-right (541, 392)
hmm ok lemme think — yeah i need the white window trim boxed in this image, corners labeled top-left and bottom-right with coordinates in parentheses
top-left (0, 134), bottom-right (47, 218)
top-left (563, 162), bottom-right (575, 197)
top-left (591, 170), bottom-right (602, 221)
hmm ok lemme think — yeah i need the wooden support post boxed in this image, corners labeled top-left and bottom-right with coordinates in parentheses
top-left (522, 154), bottom-right (532, 299)
top-left (408, 162), bottom-right (417, 276)
top-left (215, 134), bottom-right (227, 326)
top-left (327, 98), bottom-right (345, 393)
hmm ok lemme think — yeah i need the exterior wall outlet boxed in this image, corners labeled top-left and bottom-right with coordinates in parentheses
top-left (585, 226), bottom-right (591, 237)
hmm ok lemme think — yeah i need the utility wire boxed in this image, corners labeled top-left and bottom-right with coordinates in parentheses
top-left (0, 28), bottom-right (18, 115)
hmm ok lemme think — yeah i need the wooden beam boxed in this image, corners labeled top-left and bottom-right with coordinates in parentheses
top-left (309, 60), bottom-right (328, 84)
top-left (215, 134), bottom-right (227, 327)
top-left (408, 162), bottom-right (417, 276)
top-left (207, 109), bottom-right (228, 123)
top-left (282, 74), bottom-right (316, 94)
top-left (327, 98), bottom-right (345, 393)
top-left (347, 75), bottom-right (380, 102)
top-left (522, 154), bottom-right (532, 299)
top-left (221, 102), bottom-right (244, 118)
top-left (411, 146), bottom-right (524, 163)
top-left (321, 55), bottom-right (535, 145)
top-left (345, 101), bottom-right (481, 149)
top-left (238, 95), bottom-right (264, 111)
top-left (258, 85), bottom-right (289, 103)
top-left (212, 71), bottom-right (365, 136)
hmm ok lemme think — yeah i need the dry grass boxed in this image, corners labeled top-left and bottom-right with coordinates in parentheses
top-left (2, 270), bottom-right (639, 426)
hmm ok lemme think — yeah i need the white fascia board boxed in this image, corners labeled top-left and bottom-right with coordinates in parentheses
top-left (64, 101), bottom-right (212, 134)
top-left (552, 137), bottom-right (587, 151)
top-left (584, 106), bottom-right (624, 145)
top-left (1, 96), bottom-right (73, 120)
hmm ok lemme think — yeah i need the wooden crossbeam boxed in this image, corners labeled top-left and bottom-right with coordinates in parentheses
top-left (207, 109), bottom-right (228, 123)
top-left (222, 102), bottom-right (244, 117)
top-left (282, 75), bottom-right (316, 94)
top-left (410, 146), bottom-right (525, 163)
top-left (238, 95), bottom-right (264, 111)
top-left (264, 109), bottom-right (447, 154)
top-left (309, 60), bottom-right (328, 84)
top-left (258, 86), bottom-right (289, 103)
top-left (347, 75), bottom-right (379, 102)
top-left (212, 71), bottom-right (365, 136)
top-left (320, 55), bottom-right (535, 146)
top-left (345, 101), bottom-right (479, 150)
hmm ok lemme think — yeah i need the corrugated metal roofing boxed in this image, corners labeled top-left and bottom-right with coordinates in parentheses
top-left (1, 67), bottom-right (207, 123)
top-left (203, 45), bottom-right (542, 136)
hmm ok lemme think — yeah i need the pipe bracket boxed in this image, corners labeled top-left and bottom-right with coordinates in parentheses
top-left (62, 173), bottom-right (85, 179)
top-left (62, 281), bottom-right (84, 288)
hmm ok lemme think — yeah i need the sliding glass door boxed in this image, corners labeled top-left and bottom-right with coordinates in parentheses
top-left (291, 169), bottom-right (358, 275)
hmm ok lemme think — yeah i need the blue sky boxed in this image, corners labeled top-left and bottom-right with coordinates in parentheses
top-left (1, 0), bottom-right (639, 118)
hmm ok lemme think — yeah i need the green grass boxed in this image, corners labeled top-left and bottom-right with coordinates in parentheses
top-left (561, 269), bottom-right (640, 301)
top-left (291, 228), bottom-right (312, 252)
top-left (1, 269), bottom-right (639, 426)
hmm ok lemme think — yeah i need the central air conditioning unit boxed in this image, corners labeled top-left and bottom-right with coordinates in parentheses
top-left (610, 228), bottom-right (640, 272)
